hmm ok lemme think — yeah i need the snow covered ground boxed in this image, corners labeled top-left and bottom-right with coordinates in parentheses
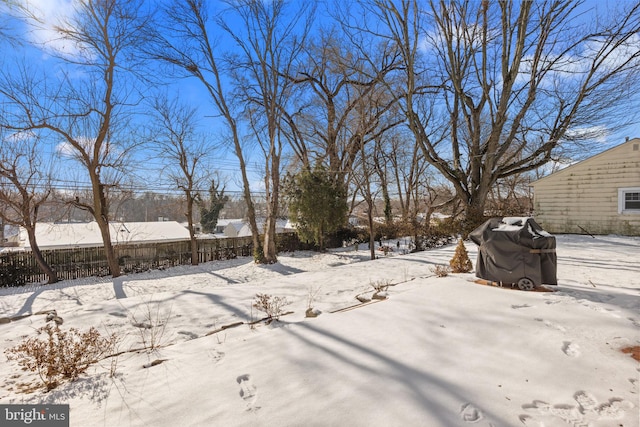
top-left (0, 234), bottom-right (638, 427)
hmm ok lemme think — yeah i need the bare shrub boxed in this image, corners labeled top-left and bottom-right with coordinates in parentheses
top-left (431, 264), bottom-right (451, 277)
top-left (370, 280), bottom-right (390, 293)
top-left (253, 293), bottom-right (290, 322)
top-left (5, 324), bottom-right (118, 391)
top-left (370, 279), bottom-right (391, 300)
top-left (129, 300), bottom-right (172, 352)
top-left (306, 286), bottom-right (322, 318)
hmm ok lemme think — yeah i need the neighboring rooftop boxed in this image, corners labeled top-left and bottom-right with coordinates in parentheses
top-left (11, 221), bottom-right (191, 250)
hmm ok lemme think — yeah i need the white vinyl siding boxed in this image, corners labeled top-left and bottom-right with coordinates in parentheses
top-left (531, 139), bottom-right (640, 235)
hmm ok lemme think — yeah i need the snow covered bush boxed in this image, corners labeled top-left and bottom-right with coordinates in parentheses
top-left (5, 324), bottom-right (118, 391)
top-left (449, 239), bottom-right (473, 273)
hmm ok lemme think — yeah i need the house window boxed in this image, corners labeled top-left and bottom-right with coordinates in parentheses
top-left (618, 187), bottom-right (640, 213)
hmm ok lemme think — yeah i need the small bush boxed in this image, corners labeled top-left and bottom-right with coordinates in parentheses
top-left (5, 324), bottom-right (117, 391)
top-left (0, 259), bottom-right (30, 288)
top-left (449, 239), bottom-right (473, 273)
top-left (253, 293), bottom-right (290, 322)
top-left (431, 264), bottom-right (451, 277)
top-left (253, 246), bottom-right (266, 264)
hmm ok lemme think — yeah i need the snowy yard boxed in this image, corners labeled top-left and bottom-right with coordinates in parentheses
top-left (0, 234), bottom-right (638, 427)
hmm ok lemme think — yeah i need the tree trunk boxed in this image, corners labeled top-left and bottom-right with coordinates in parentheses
top-left (26, 226), bottom-right (57, 284)
top-left (189, 234), bottom-right (198, 265)
top-left (96, 218), bottom-right (120, 277)
top-left (367, 204), bottom-right (376, 261)
top-left (93, 182), bottom-right (120, 277)
top-left (262, 153), bottom-right (280, 263)
top-left (186, 196), bottom-right (198, 265)
top-left (461, 196), bottom-right (489, 238)
top-left (263, 219), bottom-right (278, 264)
top-left (229, 127), bottom-right (262, 262)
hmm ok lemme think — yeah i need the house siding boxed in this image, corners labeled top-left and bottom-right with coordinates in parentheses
top-left (531, 139), bottom-right (640, 236)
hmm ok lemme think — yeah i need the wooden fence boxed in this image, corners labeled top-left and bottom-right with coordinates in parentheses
top-left (0, 232), bottom-right (305, 287)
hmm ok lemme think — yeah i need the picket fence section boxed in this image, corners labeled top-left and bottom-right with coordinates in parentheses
top-left (0, 232), bottom-right (303, 287)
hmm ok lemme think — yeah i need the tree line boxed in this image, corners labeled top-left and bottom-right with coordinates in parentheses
top-left (1, 0), bottom-right (639, 283)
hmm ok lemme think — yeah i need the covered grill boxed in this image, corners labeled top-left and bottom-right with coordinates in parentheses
top-left (469, 217), bottom-right (557, 290)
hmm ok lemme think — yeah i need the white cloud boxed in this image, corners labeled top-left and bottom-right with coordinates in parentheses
top-left (564, 125), bottom-right (609, 143)
top-left (55, 136), bottom-right (94, 158)
top-left (55, 140), bottom-right (76, 157)
top-left (19, 0), bottom-right (83, 58)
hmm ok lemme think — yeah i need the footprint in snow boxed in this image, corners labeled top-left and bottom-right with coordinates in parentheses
top-left (628, 317), bottom-right (640, 328)
top-left (459, 403), bottom-right (490, 424)
top-left (208, 349), bottom-right (225, 363)
top-left (534, 318), bottom-right (566, 332)
top-left (521, 391), bottom-right (634, 426)
top-left (562, 341), bottom-right (581, 358)
top-left (574, 390), bottom-right (597, 413)
top-left (237, 374), bottom-right (260, 412)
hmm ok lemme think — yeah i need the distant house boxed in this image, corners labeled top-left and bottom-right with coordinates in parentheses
top-left (531, 138), bottom-right (640, 236)
top-left (10, 221), bottom-right (191, 250)
top-left (223, 221), bottom-right (248, 238)
top-left (223, 219), bottom-right (295, 238)
top-left (213, 219), bottom-right (236, 235)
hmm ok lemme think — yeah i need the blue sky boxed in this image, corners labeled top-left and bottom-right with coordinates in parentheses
top-left (1, 0), bottom-right (639, 199)
top-left (0, 0), bottom-right (260, 197)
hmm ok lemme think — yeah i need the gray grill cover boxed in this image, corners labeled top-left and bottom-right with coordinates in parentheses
top-left (469, 217), bottom-right (557, 286)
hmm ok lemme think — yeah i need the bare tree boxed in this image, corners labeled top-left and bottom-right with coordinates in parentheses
top-left (151, 95), bottom-right (214, 265)
top-left (150, 0), bottom-right (265, 261)
top-left (370, 0), bottom-right (640, 231)
top-left (220, 0), bottom-right (315, 263)
top-left (288, 28), bottom-right (401, 187)
top-left (1, 0), bottom-right (152, 277)
top-left (352, 138), bottom-right (382, 261)
top-left (386, 132), bottom-right (428, 223)
top-left (0, 130), bottom-right (58, 283)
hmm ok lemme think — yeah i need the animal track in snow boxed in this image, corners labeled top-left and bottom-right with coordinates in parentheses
top-left (562, 341), bottom-right (581, 357)
top-left (237, 374), bottom-right (260, 412)
top-left (521, 390), bottom-right (634, 426)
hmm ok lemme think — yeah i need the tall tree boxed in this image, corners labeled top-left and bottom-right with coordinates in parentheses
top-left (0, 130), bottom-right (58, 283)
top-left (220, 0), bottom-right (315, 263)
top-left (288, 28), bottom-right (401, 188)
top-left (1, 0), bottom-right (152, 277)
top-left (151, 95), bottom-right (213, 265)
top-left (371, 0), bottom-right (640, 231)
top-left (150, 0), bottom-right (264, 262)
